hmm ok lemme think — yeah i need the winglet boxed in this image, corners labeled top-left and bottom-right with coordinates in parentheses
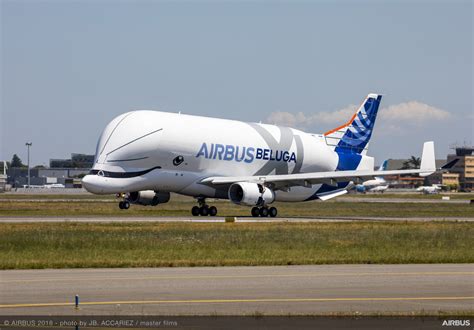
top-left (440, 158), bottom-right (459, 170)
top-left (420, 141), bottom-right (436, 177)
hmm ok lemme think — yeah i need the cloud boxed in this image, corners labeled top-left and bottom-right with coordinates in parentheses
top-left (266, 111), bottom-right (306, 128)
top-left (380, 101), bottom-right (451, 123)
top-left (266, 101), bottom-right (451, 131)
top-left (267, 105), bottom-right (357, 128)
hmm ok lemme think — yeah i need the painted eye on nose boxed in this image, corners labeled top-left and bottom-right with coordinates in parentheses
top-left (173, 156), bottom-right (184, 166)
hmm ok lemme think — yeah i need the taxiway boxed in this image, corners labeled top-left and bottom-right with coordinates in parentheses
top-left (1, 264), bottom-right (472, 315)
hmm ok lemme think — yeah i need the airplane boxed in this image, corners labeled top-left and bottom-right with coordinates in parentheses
top-left (82, 93), bottom-right (436, 217)
top-left (45, 183), bottom-right (66, 189)
top-left (416, 184), bottom-right (443, 194)
top-left (368, 185), bottom-right (389, 193)
top-left (355, 159), bottom-right (390, 193)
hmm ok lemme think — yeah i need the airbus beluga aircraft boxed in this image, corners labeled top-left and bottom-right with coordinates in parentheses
top-left (82, 93), bottom-right (436, 217)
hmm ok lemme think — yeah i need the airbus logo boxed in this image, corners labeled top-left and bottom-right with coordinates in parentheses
top-left (442, 320), bottom-right (471, 327)
top-left (196, 142), bottom-right (297, 163)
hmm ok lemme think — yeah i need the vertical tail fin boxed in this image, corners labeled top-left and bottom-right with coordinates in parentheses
top-left (378, 159), bottom-right (389, 171)
top-left (324, 93), bottom-right (382, 155)
top-left (375, 159), bottom-right (389, 180)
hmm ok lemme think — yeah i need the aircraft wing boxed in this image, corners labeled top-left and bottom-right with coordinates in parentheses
top-left (201, 141), bottom-right (436, 188)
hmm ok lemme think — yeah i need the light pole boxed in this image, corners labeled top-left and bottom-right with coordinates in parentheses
top-left (25, 142), bottom-right (32, 188)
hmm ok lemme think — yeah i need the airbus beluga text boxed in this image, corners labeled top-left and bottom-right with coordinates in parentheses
top-left (82, 94), bottom-right (436, 217)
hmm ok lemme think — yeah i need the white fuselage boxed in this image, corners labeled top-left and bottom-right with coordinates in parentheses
top-left (82, 110), bottom-right (373, 202)
top-left (361, 177), bottom-right (389, 192)
top-left (416, 185), bottom-right (441, 194)
top-left (362, 177), bottom-right (386, 189)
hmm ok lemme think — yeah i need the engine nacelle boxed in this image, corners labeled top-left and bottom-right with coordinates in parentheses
top-left (127, 190), bottom-right (170, 206)
top-left (228, 182), bottom-right (275, 206)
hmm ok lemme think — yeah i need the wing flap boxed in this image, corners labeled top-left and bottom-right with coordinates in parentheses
top-left (317, 189), bottom-right (348, 201)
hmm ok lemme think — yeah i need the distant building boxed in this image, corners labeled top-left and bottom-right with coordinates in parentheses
top-left (7, 167), bottom-right (88, 188)
top-left (442, 172), bottom-right (460, 189)
top-left (384, 147), bottom-right (474, 191)
top-left (7, 153), bottom-right (94, 188)
top-left (50, 153), bottom-right (94, 168)
top-left (446, 146), bottom-right (474, 192)
top-left (383, 159), bottom-right (445, 188)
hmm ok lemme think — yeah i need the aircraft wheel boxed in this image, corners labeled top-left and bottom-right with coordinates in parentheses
top-left (191, 206), bottom-right (200, 216)
top-left (200, 205), bottom-right (209, 216)
top-left (251, 207), bottom-right (260, 217)
top-left (118, 201), bottom-right (124, 209)
top-left (269, 207), bottom-right (277, 218)
top-left (209, 206), bottom-right (217, 216)
top-left (259, 207), bottom-right (269, 217)
top-left (123, 201), bottom-right (130, 209)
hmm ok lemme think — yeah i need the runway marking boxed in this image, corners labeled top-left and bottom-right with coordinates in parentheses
top-left (2, 271), bottom-right (473, 284)
top-left (1, 296), bottom-right (473, 309)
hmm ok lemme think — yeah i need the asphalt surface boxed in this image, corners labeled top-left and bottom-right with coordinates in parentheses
top-left (0, 216), bottom-right (473, 223)
top-left (1, 264), bottom-right (473, 315)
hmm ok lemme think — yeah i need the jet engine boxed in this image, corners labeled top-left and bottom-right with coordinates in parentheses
top-left (228, 182), bottom-right (275, 206)
top-left (127, 191), bottom-right (170, 206)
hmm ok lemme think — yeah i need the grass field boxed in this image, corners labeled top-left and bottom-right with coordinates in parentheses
top-left (1, 222), bottom-right (472, 269)
top-left (0, 198), bottom-right (472, 217)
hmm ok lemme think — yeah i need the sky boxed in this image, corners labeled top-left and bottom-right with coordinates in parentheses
top-left (1, 0), bottom-right (473, 166)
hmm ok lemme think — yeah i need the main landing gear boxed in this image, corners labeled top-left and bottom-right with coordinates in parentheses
top-left (191, 198), bottom-right (218, 217)
top-left (118, 200), bottom-right (130, 210)
top-left (251, 206), bottom-right (277, 218)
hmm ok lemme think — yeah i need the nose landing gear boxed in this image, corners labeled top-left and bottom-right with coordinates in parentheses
top-left (251, 206), bottom-right (277, 218)
top-left (117, 193), bottom-right (130, 210)
top-left (191, 198), bottom-right (218, 216)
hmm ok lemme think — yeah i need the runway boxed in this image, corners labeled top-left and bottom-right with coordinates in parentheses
top-left (0, 216), bottom-right (473, 223)
top-left (1, 264), bottom-right (473, 315)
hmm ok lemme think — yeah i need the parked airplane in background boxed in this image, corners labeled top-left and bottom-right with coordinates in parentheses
top-left (82, 93), bottom-right (436, 217)
top-left (45, 183), bottom-right (65, 189)
top-left (355, 159), bottom-right (390, 193)
top-left (416, 184), bottom-right (443, 194)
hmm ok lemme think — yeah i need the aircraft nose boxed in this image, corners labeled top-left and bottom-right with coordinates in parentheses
top-left (82, 174), bottom-right (103, 194)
